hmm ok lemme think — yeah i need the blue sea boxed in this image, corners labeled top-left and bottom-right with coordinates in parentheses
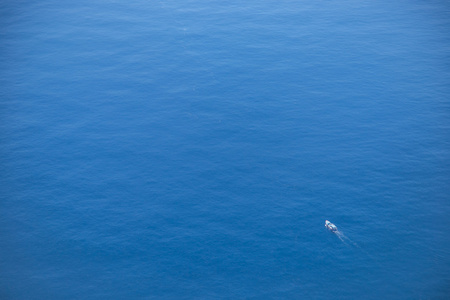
top-left (1, 0), bottom-right (449, 299)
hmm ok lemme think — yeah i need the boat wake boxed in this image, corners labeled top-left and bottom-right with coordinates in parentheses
top-left (334, 230), bottom-right (360, 248)
top-left (325, 220), bottom-right (382, 266)
top-left (325, 220), bottom-right (360, 248)
top-left (333, 227), bottom-right (381, 266)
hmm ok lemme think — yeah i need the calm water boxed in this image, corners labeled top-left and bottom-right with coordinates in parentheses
top-left (1, 0), bottom-right (450, 299)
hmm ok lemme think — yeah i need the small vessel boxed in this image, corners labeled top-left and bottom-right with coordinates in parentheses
top-left (325, 220), bottom-right (337, 232)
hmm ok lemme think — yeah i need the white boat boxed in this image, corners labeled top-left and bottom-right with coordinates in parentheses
top-left (325, 220), bottom-right (337, 232)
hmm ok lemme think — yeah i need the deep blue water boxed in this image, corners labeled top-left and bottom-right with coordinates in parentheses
top-left (1, 0), bottom-right (450, 299)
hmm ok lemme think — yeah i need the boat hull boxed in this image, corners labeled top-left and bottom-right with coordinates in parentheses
top-left (325, 220), bottom-right (337, 231)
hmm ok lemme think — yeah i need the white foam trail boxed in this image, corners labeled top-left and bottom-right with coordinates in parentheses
top-left (335, 230), bottom-right (360, 248)
top-left (334, 231), bottom-right (349, 245)
top-left (334, 229), bottom-right (381, 266)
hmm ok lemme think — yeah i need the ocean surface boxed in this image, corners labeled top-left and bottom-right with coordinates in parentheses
top-left (1, 0), bottom-right (449, 299)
